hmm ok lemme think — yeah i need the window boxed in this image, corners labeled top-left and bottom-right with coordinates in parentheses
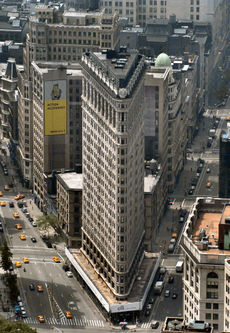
top-left (205, 313), bottom-right (211, 320)
top-left (213, 313), bottom-right (218, 320)
top-left (206, 303), bottom-right (211, 309)
top-left (213, 303), bottom-right (219, 309)
top-left (207, 272), bottom-right (218, 279)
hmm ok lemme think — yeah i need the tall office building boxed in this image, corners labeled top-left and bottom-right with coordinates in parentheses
top-left (81, 48), bottom-right (146, 299)
top-left (219, 131), bottom-right (230, 198)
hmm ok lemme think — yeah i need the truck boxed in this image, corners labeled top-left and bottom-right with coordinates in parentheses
top-left (176, 260), bottom-right (184, 273)
top-left (154, 281), bottom-right (164, 295)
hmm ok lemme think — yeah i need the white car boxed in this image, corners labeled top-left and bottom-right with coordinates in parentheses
top-left (32, 222), bottom-right (37, 227)
top-left (66, 271), bottom-right (73, 277)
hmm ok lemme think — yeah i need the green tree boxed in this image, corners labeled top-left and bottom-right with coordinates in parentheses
top-left (1, 240), bottom-right (13, 272)
top-left (37, 214), bottom-right (58, 237)
top-left (0, 317), bottom-right (37, 332)
top-left (6, 274), bottom-right (18, 302)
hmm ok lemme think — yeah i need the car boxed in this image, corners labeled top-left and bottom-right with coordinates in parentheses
top-left (20, 306), bottom-right (25, 311)
top-left (15, 261), bottom-right (21, 268)
top-left (29, 283), bottom-right (35, 291)
top-left (53, 256), bottom-right (60, 263)
top-left (196, 172), bottom-right (200, 177)
top-left (15, 224), bottom-right (22, 230)
top-left (158, 274), bottom-right (164, 281)
top-left (9, 202), bottom-right (14, 208)
top-left (37, 285), bottom-right (43, 292)
top-left (168, 199), bottom-right (174, 205)
top-left (0, 226), bottom-right (3, 232)
top-left (206, 181), bottom-right (212, 188)
top-left (197, 167), bottom-right (202, 173)
top-left (22, 208), bottom-right (27, 213)
top-left (25, 213), bottom-right (30, 219)
top-left (32, 221), bottom-right (37, 227)
top-left (66, 271), bottom-right (73, 277)
top-left (149, 297), bottom-right (154, 304)
top-left (206, 168), bottom-right (211, 173)
top-left (3, 170), bottom-right (8, 176)
top-left (13, 212), bottom-right (19, 218)
top-left (31, 237), bottom-right (37, 243)
top-left (63, 264), bottom-right (70, 272)
top-left (38, 315), bottom-right (45, 323)
top-left (0, 201), bottom-right (6, 207)
top-left (4, 185), bottom-right (9, 191)
top-left (165, 289), bottom-right (170, 297)
top-left (145, 309), bottom-right (150, 316)
top-left (23, 257), bottom-right (29, 263)
top-left (65, 311), bottom-right (72, 319)
top-left (168, 275), bottom-right (174, 283)
top-left (14, 194), bottom-right (25, 200)
top-left (146, 304), bottom-right (152, 310)
top-left (188, 189), bottom-right (194, 195)
top-left (46, 242), bottom-right (52, 248)
top-left (172, 292), bottom-right (178, 299)
top-left (159, 267), bottom-right (166, 274)
top-left (29, 217), bottom-right (34, 222)
top-left (19, 234), bottom-right (26, 240)
top-left (179, 216), bottom-right (184, 223)
top-left (0, 191), bottom-right (3, 197)
top-left (21, 311), bottom-right (27, 318)
top-left (151, 321), bottom-right (159, 329)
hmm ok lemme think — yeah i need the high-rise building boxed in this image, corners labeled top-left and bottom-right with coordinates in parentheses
top-left (219, 131), bottom-right (230, 198)
top-left (81, 48), bottom-right (146, 299)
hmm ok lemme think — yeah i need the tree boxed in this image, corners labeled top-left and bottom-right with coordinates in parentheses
top-left (1, 240), bottom-right (13, 272)
top-left (0, 317), bottom-right (37, 333)
top-left (37, 214), bottom-right (58, 237)
top-left (6, 274), bottom-right (18, 302)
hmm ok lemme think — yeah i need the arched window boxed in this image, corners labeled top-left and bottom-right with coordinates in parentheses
top-left (207, 272), bottom-right (218, 279)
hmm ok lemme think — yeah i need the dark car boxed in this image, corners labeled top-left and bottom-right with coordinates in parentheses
top-left (172, 292), bottom-right (178, 299)
top-left (29, 284), bottom-right (35, 291)
top-left (9, 202), bottom-right (14, 208)
top-left (151, 321), bottom-right (159, 329)
top-left (188, 189), bottom-right (194, 195)
top-left (0, 226), bottom-right (3, 232)
top-left (29, 217), bottom-right (34, 222)
top-left (4, 170), bottom-right (8, 176)
top-left (149, 297), bottom-right (154, 304)
top-left (145, 309), bottom-right (150, 317)
top-left (168, 275), bottom-right (174, 283)
top-left (197, 167), bottom-right (202, 173)
top-left (31, 237), bottom-right (37, 243)
top-left (46, 242), bottom-right (52, 248)
top-left (158, 274), bottom-right (164, 281)
top-left (62, 264), bottom-right (70, 272)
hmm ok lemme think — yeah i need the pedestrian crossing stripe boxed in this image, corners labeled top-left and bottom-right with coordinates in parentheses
top-left (141, 322), bottom-right (151, 328)
top-left (23, 316), bottom-right (104, 327)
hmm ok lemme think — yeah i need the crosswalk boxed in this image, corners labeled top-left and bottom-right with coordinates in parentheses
top-left (141, 322), bottom-right (152, 329)
top-left (23, 316), bottom-right (105, 327)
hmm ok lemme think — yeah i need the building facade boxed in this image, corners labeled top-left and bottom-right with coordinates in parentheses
top-left (81, 48), bottom-right (146, 299)
top-left (181, 197), bottom-right (230, 332)
top-left (219, 131), bottom-right (230, 198)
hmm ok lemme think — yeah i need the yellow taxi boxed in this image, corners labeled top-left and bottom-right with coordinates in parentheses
top-left (0, 201), bottom-right (6, 207)
top-left (37, 284), bottom-right (44, 292)
top-left (4, 185), bottom-right (9, 191)
top-left (15, 261), bottom-right (21, 268)
top-left (38, 315), bottom-right (45, 323)
top-left (65, 311), bottom-right (72, 319)
top-left (206, 181), bottom-right (212, 188)
top-left (19, 234), bottom-right (26, 240)
top-left (14, 194), bottom-right (25, 200)
top-left (0, 191), bottom-right (3, 196)
top-left (13, 212), bottom-right (19, 218)
top-left (15, 224), bottom-right (22, 230)
top-left (23, 257), bottom-right (29, 263)
top-left (52, 256), bottom-right (60, 263)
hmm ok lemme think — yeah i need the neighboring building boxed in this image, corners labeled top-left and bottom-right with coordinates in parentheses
top-left (0, 58), bottom-right (19, 148)
top-left (144, 159), bottom-right (166, 251)
top-left (219, 131), bottom-right (230, 198)
top-left (0, 41), bottom-right (23, 64)
top-left (99, 0), bottom-right (137, 26)
top-left (29, 61), bottom-right (82, 209)
top-left (65, 0), bottom-right (99, 11)
top-left (144, 62), bottom-right (169, 196)
top-left (162, 317), bottom-right (213, 333)
top-left (56, 172), bottom-right (82, 248)
top-left (81, 48), bottom-right (146, 299)
top-left (181, 197), bottom-right (230, 332)
top-left (17, 4), bottom-right (120, 189)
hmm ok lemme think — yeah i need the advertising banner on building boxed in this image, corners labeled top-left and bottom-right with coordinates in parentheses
top-left (44, 80), bottom-right (67, 136)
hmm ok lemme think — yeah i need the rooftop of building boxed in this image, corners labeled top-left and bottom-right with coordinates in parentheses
top-left (81, 47), bottom-right (146, 98)
top-left (57, 172), bottom-right (83, 191)
top-left (162, 318), bottom-right (213, 333)
top-left (184, 198), bottom-right (230, 255)
top-left (144, 159), bottom-right (161, 193)
top-left (31, 61), bottom-right (82, 76)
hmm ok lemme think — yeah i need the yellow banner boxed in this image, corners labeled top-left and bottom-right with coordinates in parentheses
top-left (44, 99), bottom-right (67, 136)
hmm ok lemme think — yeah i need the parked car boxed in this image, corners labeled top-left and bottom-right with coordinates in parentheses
top-left (151, 321), bottom-right (159, 329)
top-left (164, 290), bottom-right (170, 297)
top-left (168, 275), bottom-right (174, 283)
